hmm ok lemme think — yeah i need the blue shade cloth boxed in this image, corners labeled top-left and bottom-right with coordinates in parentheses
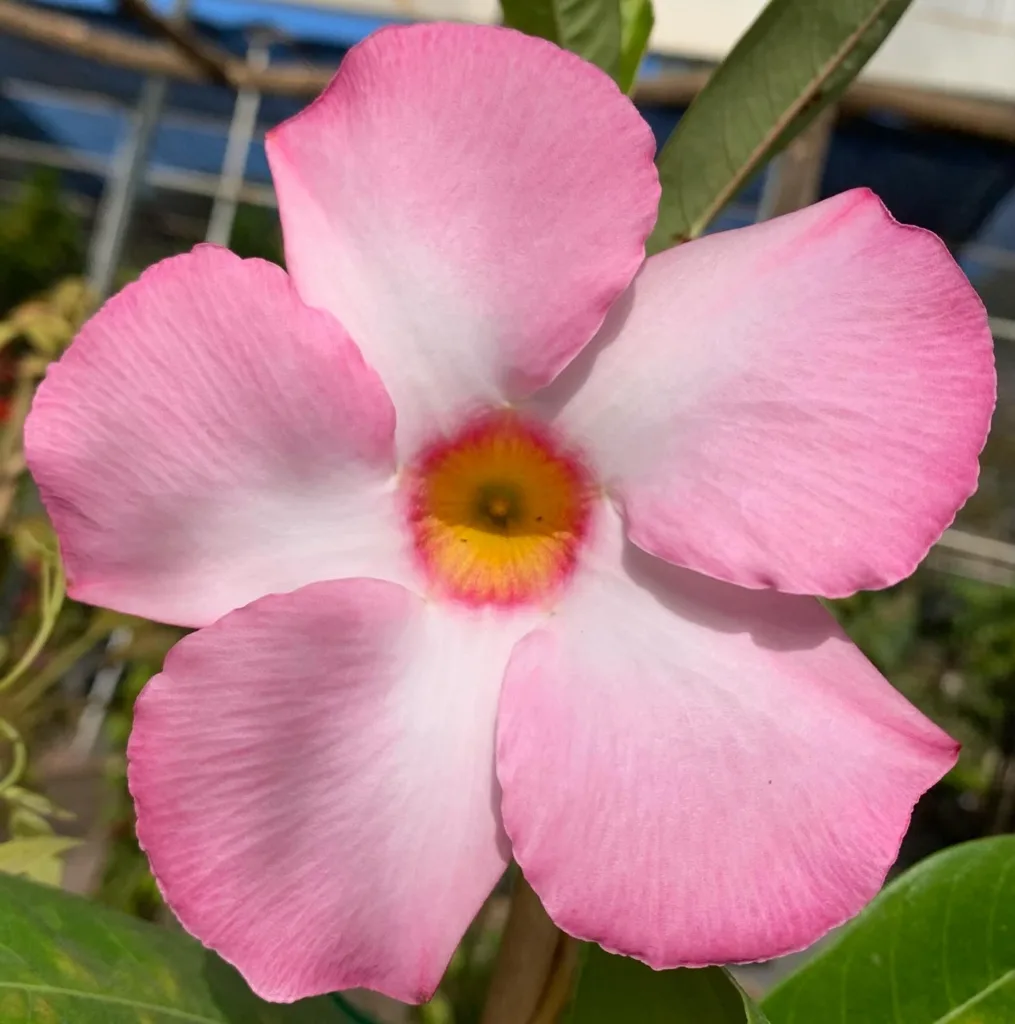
top-left (821, 116), bottom-right (1015, 249)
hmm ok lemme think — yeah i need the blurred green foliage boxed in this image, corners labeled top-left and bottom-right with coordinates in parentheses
top-left (0, 171), bottom-right (85, 314)
top-left (229, 203), bottom-right (286, 267)
top-left (832, 571), bottom-right (1015, 852)
top-left (569, 947), bottom-right (769, 1023)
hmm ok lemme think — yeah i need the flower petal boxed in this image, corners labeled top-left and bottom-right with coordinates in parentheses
top-left (26, 246), bottom-right (408, 627)
top-left (543, 189), bottom-right (995, 597)
top-left (267, 23), bottom-right (659, 455)
top-left (496, 505), bottom-right (957, 967)
top-left (129, 578), bottom-right (528, 1003)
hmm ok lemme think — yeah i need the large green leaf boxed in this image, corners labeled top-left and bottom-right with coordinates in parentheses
top-left (617, 0), bottom-right (653, 93)
top-left (762, 836), bottom-right (1015, 1023)
top-left (500, 0), bottom-right (621, 79)
top-left (567, 944), bottom-right (770, 1022)
top-left (0, 872), bottom-right (348, 1022)
top-left (648, 0), bottom-right (912, 251)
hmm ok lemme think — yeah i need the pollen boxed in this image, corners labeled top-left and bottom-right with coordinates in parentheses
top-left (406, 412), bottom-right (593, 607)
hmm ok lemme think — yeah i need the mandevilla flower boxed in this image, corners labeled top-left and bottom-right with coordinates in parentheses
top-left (26, 22), bottom-right (994, 1005)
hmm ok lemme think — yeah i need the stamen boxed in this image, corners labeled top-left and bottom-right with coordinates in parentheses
top-left (405, 412), bottom-right (592, 607)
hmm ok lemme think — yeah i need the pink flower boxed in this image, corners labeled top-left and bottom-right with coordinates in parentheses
top-left (26, 22), bottom-right (994, 1006)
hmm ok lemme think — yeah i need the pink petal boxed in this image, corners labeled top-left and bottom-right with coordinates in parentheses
top-left (496, 505), bottom-right (957, 967)
top-left (129, 578), bottom-right (529, 1002)
top-left (267, 23), bottom-right (659, 455)
top-left (26, 246), bottom-right (409, 627)
top-left (542, 189), bottom-right (995, 597)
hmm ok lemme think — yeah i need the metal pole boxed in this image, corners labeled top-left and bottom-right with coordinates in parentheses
top-left (205, 33), bottom-right (269, 247)
top-left (757, 105), bottom-right (837, 222)
top-left (86, 0), bottom-right (190, 299)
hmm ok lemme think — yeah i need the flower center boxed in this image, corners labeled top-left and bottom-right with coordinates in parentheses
top-left (406, 412), bottom-right (593, 607)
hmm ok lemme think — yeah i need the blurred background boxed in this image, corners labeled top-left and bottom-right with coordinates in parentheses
top-left (0, 0), bottom-right (1013, 1020)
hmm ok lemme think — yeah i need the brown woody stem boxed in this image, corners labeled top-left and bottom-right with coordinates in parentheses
top-left (480, 873), bottom-right (577, 1024)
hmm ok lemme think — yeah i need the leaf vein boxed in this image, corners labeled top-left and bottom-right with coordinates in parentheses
top-left (0, 981), bottom-right (221, 1023)
top-left (934, 969), bottom-right (1015, 1024)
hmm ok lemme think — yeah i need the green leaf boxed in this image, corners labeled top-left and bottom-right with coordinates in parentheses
top-left (0, 872), bottom-right (348, 1022)
top-left (567, 943), bottom-right (770, 1022)
top-left (762, 836), bottom-right (1015, 1023)
top-left (649, 0), bottom-right (912, 251)
top-left (500, 0), bottom-right (621, 79)
top-left (618, 0), bottom-right (653, 93)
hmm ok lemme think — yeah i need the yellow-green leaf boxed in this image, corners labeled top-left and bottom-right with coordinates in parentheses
top-left (0, 836), bottom-right (80, 886)
top-left (4, 785), bottom-right (72, 821)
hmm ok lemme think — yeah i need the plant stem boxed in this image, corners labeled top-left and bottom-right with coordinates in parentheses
top-left (0, 716), bottom-right (26, 794)
top-left (0, 557), bottom-right (65, 696)
top-left (12, 617), bottom-right (111, 713)
top-left (480, 874), bottom-right (576, 1024)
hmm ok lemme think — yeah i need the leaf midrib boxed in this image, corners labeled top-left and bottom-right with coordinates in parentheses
top-left (934, 970), bottom-right (1015, 1024)
top-left (691, 0), bottom-right (895, 237)
top-left (0, 980), bottom-right (223, 1023)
